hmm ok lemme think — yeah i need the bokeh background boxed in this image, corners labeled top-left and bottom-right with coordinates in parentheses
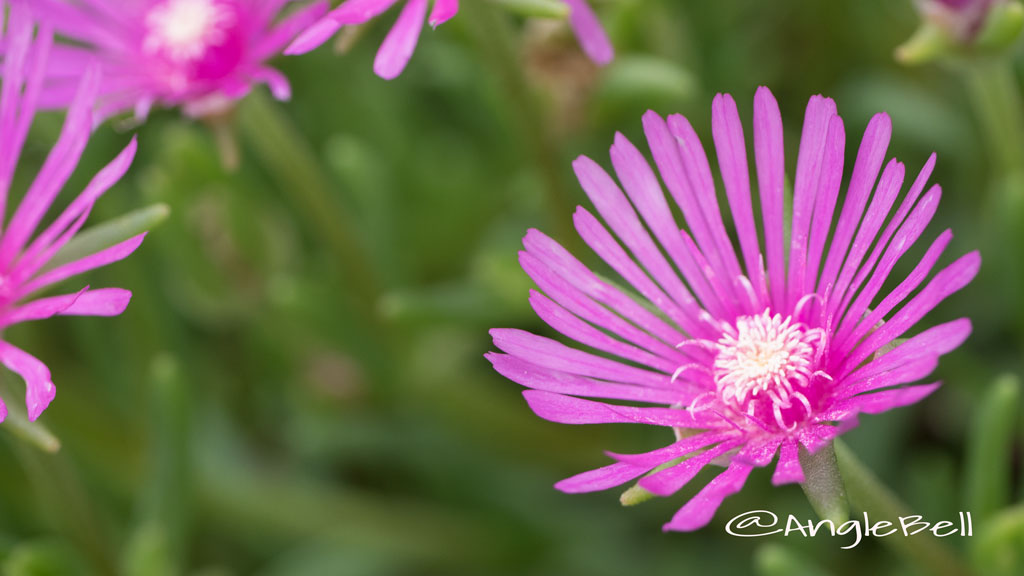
top-left (1, 0), bottom-right (1022, 574)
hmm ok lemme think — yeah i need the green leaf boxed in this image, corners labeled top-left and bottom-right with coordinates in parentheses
top-left (970, 504), bottom-right (1024, 576)
top-left (597, 55), bottom-right (698, 105)
top-left (975, 1), bottom-right (1024, 52)
top-left (754, 543), bottom-right (836, 576)
top-left (42, 203), bottom-right (171, 274)
top-left (835, 440), bottom-right (972, 576)
top-left (491, 0), bottom-right (569, 19)
top-left (964, 374), bottom-right (1020, 527)
top-left (798, 442), bottom-right (849, 525)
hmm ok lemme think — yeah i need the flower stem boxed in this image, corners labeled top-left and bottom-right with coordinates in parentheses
top-left (834, 440), bottom-right (974, 576)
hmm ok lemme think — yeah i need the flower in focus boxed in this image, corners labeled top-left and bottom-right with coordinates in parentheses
top-left (31, 0), bottom-right (328, 119)
top-left (0, 3), bottom-right (147, 422)
top-left (486, 87), bottom-right (979, 531)
top-left (285, 0), bottom-right (612, 80)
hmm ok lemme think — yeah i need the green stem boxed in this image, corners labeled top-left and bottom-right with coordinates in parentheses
top-left (834, 440), bottom-right (973, 576)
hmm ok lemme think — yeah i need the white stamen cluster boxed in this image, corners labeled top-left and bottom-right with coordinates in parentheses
top-left (712, 309), bottom-right (823, 429)
top-left (143, 0), bottom-right (234, 63)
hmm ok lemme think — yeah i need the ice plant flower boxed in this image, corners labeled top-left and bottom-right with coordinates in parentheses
top-left (285, 0), bottom-right (612, 80)
top-left (486, 87), bottom-right (979, 531)
top-left (0, 4), bottom-right (146, 422)
top-left (30, 0), bottom-right (328, 119)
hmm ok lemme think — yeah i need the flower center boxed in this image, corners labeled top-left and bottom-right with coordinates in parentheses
top-left (144, 0), bottom-right (235, 63)
top-left (712, 310), bottom-right (824, 430)
top-left (141, 0), bottom-right (245, 95)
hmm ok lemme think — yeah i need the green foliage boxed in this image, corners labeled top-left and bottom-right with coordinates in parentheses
top-left (0, 1), bottom-right (1020, 575)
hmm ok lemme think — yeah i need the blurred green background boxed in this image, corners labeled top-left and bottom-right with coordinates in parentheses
top-left (1, 0), bottom-right (1023, 574)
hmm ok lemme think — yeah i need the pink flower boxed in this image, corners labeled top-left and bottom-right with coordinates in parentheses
top-left (487, 87), bottom-right (979, 532)
top-left (31, 0), bottom-right (328, 119)
top-left (285, 0), bottom-right (613, 80)
top-left (917, 0), bottom-right (1000, 41)
top-left (0, 3), bottom-right (146, 422)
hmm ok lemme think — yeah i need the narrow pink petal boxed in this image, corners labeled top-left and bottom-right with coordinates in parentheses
top-left (554, 461), bottom-right (647, 493)
top-left (734, 437), bottom-right (782, 467)
top-left (528, 290), bottom-right (679, 373)
top-left (837, 382), bottom-right (942, 415)
top-left (711, 94), bottom-right (766, 303)
top-left (840, 250), bottom-right (980, 376)
top-left (843, 318), bottom-right (971, 385)
top-left (826, 159), bottom-right (905, 322)
top-left (0, 63), bottom-right (100, 266)
top-left (0, 341), bottom-right (55, 422)
top-left (428, 0), bottom-right (458, 26)
top-left (254, 1), bottom-right (330, 59)
top-left (609, 132), bottom-right (725, 318)
top-left (287, 0), bottom-right (401, 55)
top-left (834, 183), bottom-right (942, 348)
top-left (490, 328), bottom-right (672, 388)
top-left (663, 461), bottom-right (754, 532)
top-left (642, 112), bottom-right (733, 309)
top-left (798, 423), bottom-right (844, 454)
top-left (284, 18), bottom-right (343, 55)
top-left (373, 0), bottom-right (428, 80)
top-left (22, 233), bottom-right (146, 295)
top-left (667, 114), bottom-right (745, 302)
top-left (519, 250), bottom-right (688, 364)
top-left (753, 87), bottom-right (787, 310)
top-left (840, 355), bottom-right (939, 397)
top-left (804, 116), bottom-right (845, 297)
top-left (248, 67), bottom-right (292, 101)
top-left (772, 440), bottom-right (804, 485)
top-left (522, 390), bottom-right (719, 428)
top-left (0, 396), bottom-right (6, 423)
top-left (816, 113), bottom-right (891, 295)
top-left (788, 95), bottom-right (837, 312)
top-left (571, 207), bottom-right (720, 340)
top-left (573, 155), bottom-right (709, 325)
top-left (564, 0), bottom-right (613, 65)
top-left (21, 137), bottom-right (138, 274)
top-left (639, 438), bottom-right (743, 497)
top-left (836, 229), bottom-right (953, 357)
top-left (486, 353), bottom-right (693, 405)
top-left (522, 228), bottom-right (690, 347)
top-left (608, 431), bottom-right (737, 468)
top-left (1, 286), bottom-right (87, 326)
top-left (834, 155), bottom-right (937, 326)
top-left (58, 287), bottom-right (131, 317)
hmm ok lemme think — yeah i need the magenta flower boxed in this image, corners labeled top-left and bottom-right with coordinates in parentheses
top-left (486, 87), bottom-right (979, 532)
top-left (285, 0), bottom-right (612, 80)
top-left (31, 0), bottom-right (328, 119)
top-left (0, 3), bottom-right (146, 422)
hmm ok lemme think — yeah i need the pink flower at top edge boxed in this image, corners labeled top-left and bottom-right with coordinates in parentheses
top-left (0, 1), bottom-right (147, 422)
top-left (285, 0), bottom-right (613, 80)
top-left (28, 0), bottom-right (328, 120)
top-left (487, 87), bottom-right (979, 532)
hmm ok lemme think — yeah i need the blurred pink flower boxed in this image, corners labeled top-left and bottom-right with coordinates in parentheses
top-left (918, 0), bottom-right (999, 41)
top-left (487, 87), bottom-right (978, 531)
top-left (31, 0), bottom-right (327, 119)
top-left (285, 0), bottom-right (612, 80)
top-left (0, 3), bottom-right (146, 422)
